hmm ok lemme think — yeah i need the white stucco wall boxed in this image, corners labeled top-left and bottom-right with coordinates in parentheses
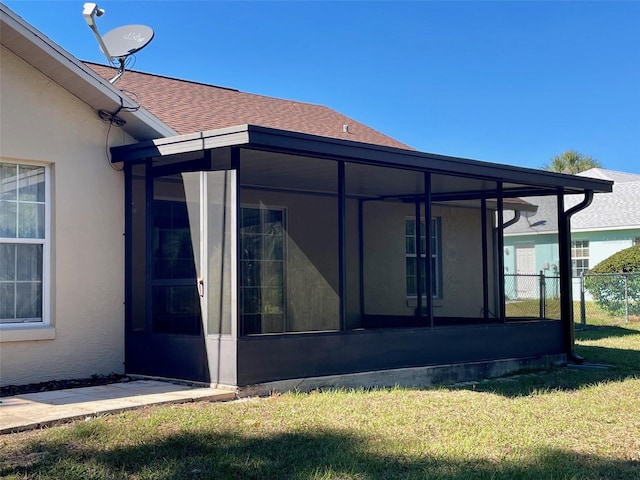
top-left (363, 201), bottom-right (491, 318)
top-left (438, 204), bottom-right (488, 317)
top-left (0, 46), bottom-right (133, 385)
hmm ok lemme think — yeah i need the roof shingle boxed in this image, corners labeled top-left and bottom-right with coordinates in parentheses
top-left (505, 168), bottom-right (640, 234)
top-left (87, 63), bottom-right (412, 149)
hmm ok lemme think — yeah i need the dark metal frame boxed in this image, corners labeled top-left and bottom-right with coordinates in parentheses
top-left (481, 197), bottom-right (489, 320)
top-left (116, 124), bottom-right (612, 386)
top-left (338, 161), bottom-right (347, 331)
top-left (112, 125), bottom-right (612, 197)
top-left (123, 161), bottom-right (133, 371)
top-left (557, 189), bottom-right (594, 363)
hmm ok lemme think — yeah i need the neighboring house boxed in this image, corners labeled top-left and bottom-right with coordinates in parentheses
top-left (504, 168), bottom-right (640, 299)
top-left (1, 5), bottom-right (613, 392)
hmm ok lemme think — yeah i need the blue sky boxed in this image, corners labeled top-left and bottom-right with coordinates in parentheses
top-left (5, 1), bottom-right (640, 173)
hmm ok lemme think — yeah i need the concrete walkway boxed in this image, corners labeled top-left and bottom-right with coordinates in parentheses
top-left (0, 380), bottom-right (236, 434)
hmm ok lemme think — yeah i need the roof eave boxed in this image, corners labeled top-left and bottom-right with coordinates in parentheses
top-left (111, 125), bottom-right (252, 160)
top-left (110, 124), bottom-right (613, 195)
top-left (0, 5), bottom-right (177, 141)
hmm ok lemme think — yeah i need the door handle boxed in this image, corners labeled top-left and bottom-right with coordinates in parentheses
top-left (198, 278), bottom-right (205, 297)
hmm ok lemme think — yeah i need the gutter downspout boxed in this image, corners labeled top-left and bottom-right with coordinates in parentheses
top-left (496, 185), bottom-right (505, 321)
top-left (557, 190), bottom-right (594, 364)
top-left (502, 210), bottom-right (521, 230)
top-left (495, 209), bottom-right (521, 319)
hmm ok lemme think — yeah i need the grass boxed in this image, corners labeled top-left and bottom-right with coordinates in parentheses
top-left (1, 325), bottom-right (639, 480)
top-left (505, 297), bottom-right (563, 319)
top-left (506, 298), bottom-right (637, 326)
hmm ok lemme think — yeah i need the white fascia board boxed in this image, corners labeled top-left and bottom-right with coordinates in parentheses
top-left (0, 5), bottom-right (176, 140)
top-left (571, 225), bottom-right (640, 234)
top-left (504, 225), bottom-right (640, 238)
top-left (504, 230), bottom-right (556, 238)
top-left (111, 125), bottom-right (252, 162)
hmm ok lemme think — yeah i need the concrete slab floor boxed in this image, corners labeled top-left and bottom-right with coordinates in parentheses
top-left (0, 380), bottom-right (236, 434)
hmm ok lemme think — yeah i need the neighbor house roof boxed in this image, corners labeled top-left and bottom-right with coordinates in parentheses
top-left (0, 5), bottom-right (175, 140)
top-left (505, 168), bottom-right (640, 235)
top-left (87, 63), bottom-right (412, 150)
top-left (577, 168), bottom-right (640, 184)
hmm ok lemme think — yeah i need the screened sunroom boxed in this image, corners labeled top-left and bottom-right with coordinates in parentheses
top-left (112, 125), bottom-right (612, 388)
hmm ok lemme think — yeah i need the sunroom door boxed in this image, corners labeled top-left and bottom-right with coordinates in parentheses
top-left (126, 168), bottom-right (235, 383)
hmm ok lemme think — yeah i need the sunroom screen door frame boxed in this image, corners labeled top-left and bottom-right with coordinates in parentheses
top-left (125, 159), bottom-right (237, 384)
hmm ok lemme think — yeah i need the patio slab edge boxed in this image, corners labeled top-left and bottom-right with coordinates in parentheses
top-left (0, 386), bottom-right (236, 435)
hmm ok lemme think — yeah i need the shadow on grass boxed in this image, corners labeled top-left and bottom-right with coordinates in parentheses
top-left (2, 429), bottom-right (639, 480)
top-left (575, 325), bottom-right (640, 341)
top-left (454, 343), bottom-right (640, 398)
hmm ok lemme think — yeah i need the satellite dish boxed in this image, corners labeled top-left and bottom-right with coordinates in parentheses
top-left (101, 25), bottom-right (154, 58)
top-left (82, 3), bottom-right (155, 84)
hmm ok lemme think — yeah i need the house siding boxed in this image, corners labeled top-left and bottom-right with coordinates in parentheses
top-left (504, 233), bottom-right (560, 277)
top-left (0, 47), bottom-right (132, 385)
top-left (581, 230), bottom-right (640, 266)
top-left (505, 229), bottom-right (640, 275)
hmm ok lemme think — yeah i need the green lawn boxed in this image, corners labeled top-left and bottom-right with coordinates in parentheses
top-left (2, 325), bottom-right (639, 480)
top-left (506, 298), bottom-right (635, 326)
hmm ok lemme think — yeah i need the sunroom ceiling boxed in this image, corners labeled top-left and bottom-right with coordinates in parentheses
top-left (240, 149), bottom-right (525, 202)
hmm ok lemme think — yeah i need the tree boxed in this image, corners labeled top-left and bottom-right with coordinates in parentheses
top-left (543, 150), bottom-right (601, 174)
top-left (583, 245), bottom-right (640, 317)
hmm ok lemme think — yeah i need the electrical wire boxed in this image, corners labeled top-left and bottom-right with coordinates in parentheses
top-left (98, 109), bottom-right (126, 126)
top-left (99, 95), bottom-right (137, 172)
top-left (104, 120), bottom-right (123, 172)
top-left (124, 55), bottom-right (136, 73)
top-left (120, 88), bottom-right (141, 106)
top-left (97, 57), bottom-right (144, 171)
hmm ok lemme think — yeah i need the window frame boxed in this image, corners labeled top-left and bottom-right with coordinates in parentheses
top-left (571, 239), bottom-right (589, 277)
top-left (239, 204), bottom-right (287, 334)
top-left (405, 216), bottom-right (442, 299)
top-left (0, 161), bottom-right (50, 328)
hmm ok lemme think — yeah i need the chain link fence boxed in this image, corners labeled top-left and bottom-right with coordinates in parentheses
top-left (576, 272), bottom-right (640, 327)
top-left (505, 273), bottom-right (560, 319)
top-left (505, 272), bottom-right (640, 326)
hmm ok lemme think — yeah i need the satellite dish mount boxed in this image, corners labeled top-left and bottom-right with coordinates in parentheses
top-left (82, 3), bottom-right (154, 84)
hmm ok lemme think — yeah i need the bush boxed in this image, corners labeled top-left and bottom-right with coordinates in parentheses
top-left (584, 245), bottom-right (640, 317)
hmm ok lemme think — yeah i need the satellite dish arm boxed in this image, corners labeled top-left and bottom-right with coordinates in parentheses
top-left (88, 24), bottom-right (115, 62)
top-left (109, 58), bottom-right (127, 84)
top-left (83, 3), bottom-right (114, 62)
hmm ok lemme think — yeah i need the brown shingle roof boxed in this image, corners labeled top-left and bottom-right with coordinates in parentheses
top-left (86, 63), bottom-right (412, 149)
